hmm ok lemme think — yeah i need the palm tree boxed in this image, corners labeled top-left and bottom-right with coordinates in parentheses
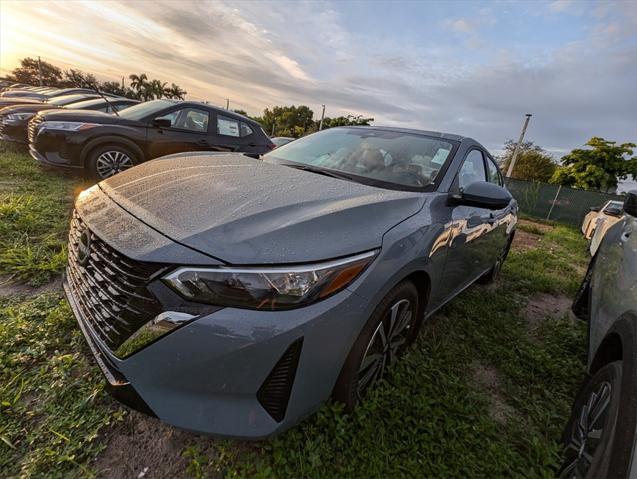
top-left (164, 83), bottom-right (187, 100)
top-left (149, 79), bottom-right (167, 99)
top-left (128, 73), bottom-right (148, 99)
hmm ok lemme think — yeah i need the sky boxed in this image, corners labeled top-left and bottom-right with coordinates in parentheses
top-left (0, 0), bottom-right (636, 165)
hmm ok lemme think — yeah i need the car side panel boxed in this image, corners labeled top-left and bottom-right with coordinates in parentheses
top-left (589, 215), bottom-right (637, 364)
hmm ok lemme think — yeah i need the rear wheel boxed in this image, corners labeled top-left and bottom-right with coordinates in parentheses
top-left (332, 281), bottom-right (421, 411)
top-left (559, 361), bottom-right (633, 478)
top-left (87, 143), bottom-right (137, 179)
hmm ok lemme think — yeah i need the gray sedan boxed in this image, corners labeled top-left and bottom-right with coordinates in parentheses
top-left (64, 126), bottom-right (517, 437)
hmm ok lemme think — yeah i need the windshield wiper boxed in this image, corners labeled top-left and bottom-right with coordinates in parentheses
top-left (284, 163), bottom-right (355, 181)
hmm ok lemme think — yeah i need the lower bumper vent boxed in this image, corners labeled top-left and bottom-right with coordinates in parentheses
top-left (257, 338), bottom-right (303, 422)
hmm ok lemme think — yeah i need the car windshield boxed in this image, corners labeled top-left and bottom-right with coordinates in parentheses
top-left (263, 127), bottom-right (455, 189)
top-left (118, 99), bottom-right (174, 121)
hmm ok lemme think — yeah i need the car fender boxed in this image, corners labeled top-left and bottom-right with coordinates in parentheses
top-left (80, 135), bottom-right (145, 166)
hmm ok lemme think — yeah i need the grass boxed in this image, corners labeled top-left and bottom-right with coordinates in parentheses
top-left (0, 146), bottom-right (590, 478)
top-left (0, 143), bottom-right (89, 285)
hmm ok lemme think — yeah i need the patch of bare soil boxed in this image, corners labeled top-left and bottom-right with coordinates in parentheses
top-left (511, 229), bottom-right (541, 251)
top-left (518, 219), bottom-right (553, 234)
top-left (471, 361), bottom-right (515, 425)
top-left (0, 276), bottom-right (62, 298)
top-left (93, 412), bottom-right (217, 479)
top-left (523, 293), bottom-right (576, 335)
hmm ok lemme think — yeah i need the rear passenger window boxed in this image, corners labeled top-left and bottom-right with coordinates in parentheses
top-left (458, 150), bottom-right (486, 189)
top-left (217, 116), bottom-right (240, 137)
top-left (240, 123), bottom-right (253, 137)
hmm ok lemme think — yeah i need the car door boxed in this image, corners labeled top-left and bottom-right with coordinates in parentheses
top-left (590, 202), bottom-right (637, 359)
top-left (440, 149), bottom-right (503, 296)
top-left (484, 154), bottom-right (513, 256)
top-left (146, 106), bottom-right (212, 159)
top-left (211, 114), bottom-right (262, 154)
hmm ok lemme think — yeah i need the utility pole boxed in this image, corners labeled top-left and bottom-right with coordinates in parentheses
top-left (271, 122), bottom-right (276, 136)
top-left (319, 104), bottom-right (325, 130)
top-left (121, 76), bottom-right (125, 89)
top-left (506, 113), bottom-right (532, 179)
top-left (37, 56), bottom-right (43, 86)
top-left (226, 98), bottom-right (230, 110)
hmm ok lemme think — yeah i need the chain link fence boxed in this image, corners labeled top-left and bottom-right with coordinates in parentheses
top-left (506, 178), bottom-right (625, 227)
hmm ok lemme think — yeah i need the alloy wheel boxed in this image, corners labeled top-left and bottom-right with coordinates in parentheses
top-left (356, 298), bottom-right (413, 398)
top-left (560, 381), bottom-right (612, 478)
top-left (95, 150), bottom-right (134, 178)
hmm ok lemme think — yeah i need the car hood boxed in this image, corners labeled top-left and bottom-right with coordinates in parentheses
top-left (39, 109), bottom-right (132, 125)
top-left (99, 153), bottom-right (427, 264)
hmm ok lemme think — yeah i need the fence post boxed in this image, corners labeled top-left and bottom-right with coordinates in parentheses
top-left (546, 185), bottom-right (562, 221)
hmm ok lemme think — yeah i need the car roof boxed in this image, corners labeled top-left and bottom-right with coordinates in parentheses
top-left (343, 125), bottom-right (467, 142)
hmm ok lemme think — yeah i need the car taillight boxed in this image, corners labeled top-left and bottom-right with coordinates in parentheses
top-left (268, 143), bottom-right (276, 150)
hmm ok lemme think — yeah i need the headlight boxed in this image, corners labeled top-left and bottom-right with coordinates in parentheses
top-left (40, 121), bottom-right (99, 131)
top-left (6, 112), bottom-right (35, 121)
top-left (162, 250), bottom-right (377, 310)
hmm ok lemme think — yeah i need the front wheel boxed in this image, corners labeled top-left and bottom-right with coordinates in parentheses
top-left (332, 281), bottom-right (421, 411)
top-left (87, 144), bottom-right (138, 179)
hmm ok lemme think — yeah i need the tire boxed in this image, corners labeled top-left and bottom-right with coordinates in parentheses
top-left (559, 361), bottom-right (635, 478)
top-left (478, 231), bottom-right (514, 284)
top-left (87, 143), bottom-right (138, 179)
top-left (332, 281), bottom-right (421, 411)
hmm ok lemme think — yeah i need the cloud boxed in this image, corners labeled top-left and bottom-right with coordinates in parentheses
top-left (2, 0), bottom-right (635, 156)
top-left (548, 0), bottom-right (575, 14)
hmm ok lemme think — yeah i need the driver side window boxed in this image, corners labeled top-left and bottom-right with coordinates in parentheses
top-left (458, 150), bottom-right (486, 189)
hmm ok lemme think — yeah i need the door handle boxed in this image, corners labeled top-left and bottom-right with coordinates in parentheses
top-left (197, 140), bottom-right (210, 147)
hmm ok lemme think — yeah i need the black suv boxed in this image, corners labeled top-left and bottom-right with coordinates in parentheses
top-left (29, 100), bottom-right (274, 178)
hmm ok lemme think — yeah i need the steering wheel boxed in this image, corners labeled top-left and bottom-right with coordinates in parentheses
top-left (388, 164), bottom-right (428, 186)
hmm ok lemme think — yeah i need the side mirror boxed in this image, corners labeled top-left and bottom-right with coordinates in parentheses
top-left (449, 181), bottom-right (512, 210)
top-left (151, 118), bottom-right (172, 128)
top-left (604, 206), bottom-right (622, 217)
top-left (589, 206), bottom-right (601, 212)
top-left (624, 190), bottom-right (637, 218)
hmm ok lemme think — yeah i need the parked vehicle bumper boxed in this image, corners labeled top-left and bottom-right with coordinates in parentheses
top-left (63, 266), bottom-right (371, 438)
top-left (29, 127), bottom-right (84, 168)
top-left (0, 119), bottom-right (28, 143)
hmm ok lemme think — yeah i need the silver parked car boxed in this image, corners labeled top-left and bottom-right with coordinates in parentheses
top-left (564, 190), bottom-right (637, 478)
top-left (64, 126), bottom-right (517, 438)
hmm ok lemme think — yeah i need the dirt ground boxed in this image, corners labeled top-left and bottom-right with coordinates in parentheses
top-left (92, 412), bottom-right (217, 479)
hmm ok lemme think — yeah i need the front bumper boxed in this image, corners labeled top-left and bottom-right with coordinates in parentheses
top-left (64, 270), bottom-right (367, 438)
top-left (0, 119), bottom-right (28, 143)
top-left (28, 124), bottom-right (83, 168)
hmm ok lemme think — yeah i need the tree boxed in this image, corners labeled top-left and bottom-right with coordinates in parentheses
top-left (321, 114), bottom-right (374, 129)
top-left (233, 109), bottom-right (248, 116)
top-left (499, 140), bottom-right (556, 182)
top-left (99, 81), bottom-right (126, 96)
top-left (163, 83), bottom-right (187, 100)
top-left (9, 57), bottom-right (62, 86)
top-left (260, 105), bottom-right (315, 137)
top-left (128, 73), bottom-right (148, 99)
top-left (550, 137), bottom-right (637, 192)
top-left (63, 69), bottom-right (97, 88)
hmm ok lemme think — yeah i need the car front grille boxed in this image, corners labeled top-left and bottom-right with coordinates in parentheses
top-left (66, 211), bottom-right (167, 351)
top-left (28, 115), bottom-right (43, 143)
